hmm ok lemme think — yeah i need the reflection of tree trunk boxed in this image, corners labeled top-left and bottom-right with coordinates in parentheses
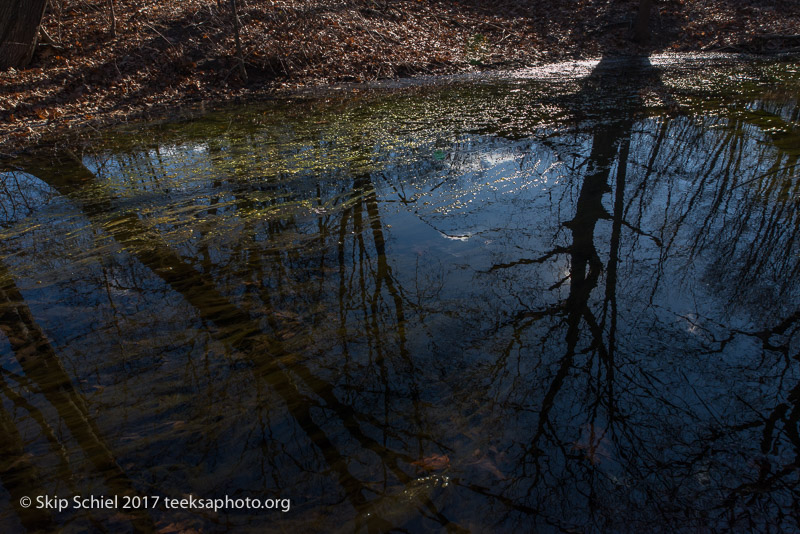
top-left (362, 172), bottom-right (461, 530)
top-left (0, 401), bottom-right (57, 532)
top-left (535, 121), bottom-right (618, 441)
top-left (487, 61), bottom-right (660, 450)
top-left (602, 134), bottom-right (631, 414)
top-left (19, 152), bottom-right (461, 529)
top-left (0, 259), bottom-right (152, 532)
top-left (532, 57), bottom-right (650, 447)
top-left (358, 174), bottom-right (415, 374)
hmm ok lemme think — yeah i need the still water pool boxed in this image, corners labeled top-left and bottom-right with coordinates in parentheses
top-left (1, 55), bottom-right (799, 532)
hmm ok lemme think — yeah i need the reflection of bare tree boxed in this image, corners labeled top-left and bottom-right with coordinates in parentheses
top-left (460, 57), bottom-right (661, 529)
top-left (710, 306), bottom-right (800, 529)
top-left (13, 151), bottom-right (465, 533)
top-left (0, 398), bottom-right (57, 533)
top-left (0, 170), bottom-right (50, 226)
top-left (458, 56), bottom-right (800, 530)
top-left (2, 58), bottom-right (800, 532)
top-left (0, 258), bottom-right (152, 532)
top-left (485, 59), bottom-right (655, 404)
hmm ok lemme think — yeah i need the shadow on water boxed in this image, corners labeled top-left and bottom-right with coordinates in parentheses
top-left (0, 255), bottom-right (152, 533)
top-left (0, 54), bottom-right (799, 532)
top-left (6, 152), bottom-right (465, 532)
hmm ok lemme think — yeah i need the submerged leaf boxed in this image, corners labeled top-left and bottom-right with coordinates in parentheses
top-left (411, 453), bottom-right (450, 471)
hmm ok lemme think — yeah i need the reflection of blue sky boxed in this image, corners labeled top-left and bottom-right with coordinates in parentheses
top-left (1, 60), bottom-right (799, 532)
top-left (0, 171), bottom-right (61, 227)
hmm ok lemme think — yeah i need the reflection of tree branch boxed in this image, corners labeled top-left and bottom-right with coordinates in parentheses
top-left (510, 304), bottom-right (566, 325)
top-left (0, 398), bottom-right (58, 533)
top-left (730, 161), bottom-right (800, 190)
top-left (0, 258), bottom-right (152, 532)
top-left (521, 58), bottom-right (666, 500)
top-left (485, 248), bottom-right (568, 273)
top-left (624, 118), bottom-right (669, 218)
top-left (22, 151), bottom-right (464, 530)
top-left (620, 219), bottom-right (663, 247)
top-left (0, 370), bottom-right (73, 489)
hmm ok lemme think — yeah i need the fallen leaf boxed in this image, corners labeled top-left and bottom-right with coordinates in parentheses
top-left (473, 457), bottom-right (506, 480)
top-left (572, 424), bottom-right (612, 465)
top-left (411, 453), bottom-right (450, 471)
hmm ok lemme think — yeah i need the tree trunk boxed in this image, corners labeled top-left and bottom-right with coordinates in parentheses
top-left (109, 0), bottom-right (116, 38)
top-left (230, 0), bottom-right (247, 81)
top-left (634, 0), bottom-right (653, 43)
top-left (0, 0), bottom-right (48, 70)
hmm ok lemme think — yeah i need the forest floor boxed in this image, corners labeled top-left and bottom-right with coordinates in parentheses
top-left (1, 0), bottom-right (799, 154)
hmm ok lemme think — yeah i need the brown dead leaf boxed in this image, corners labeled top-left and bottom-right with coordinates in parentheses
top-left (473, 457), bottom-right (506, 480)
top-left (572, 424), bottom-right (612, 465)
top-left (411, 453), bottom-right (450, 471)
top-left (8, 452), bottom-right (34, 470)
top-left (158, 519), bottom-right (201, 534)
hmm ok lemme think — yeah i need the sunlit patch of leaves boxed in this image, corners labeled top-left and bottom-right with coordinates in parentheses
top-left (0, 0), bottom-right (798, 153)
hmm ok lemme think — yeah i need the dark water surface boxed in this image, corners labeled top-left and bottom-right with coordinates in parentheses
top-left (1, 55), bottom-right (799, 533)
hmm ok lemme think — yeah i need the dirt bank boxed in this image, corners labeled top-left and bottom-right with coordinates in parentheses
top-left (1, 0), bottom-right (799, 154)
